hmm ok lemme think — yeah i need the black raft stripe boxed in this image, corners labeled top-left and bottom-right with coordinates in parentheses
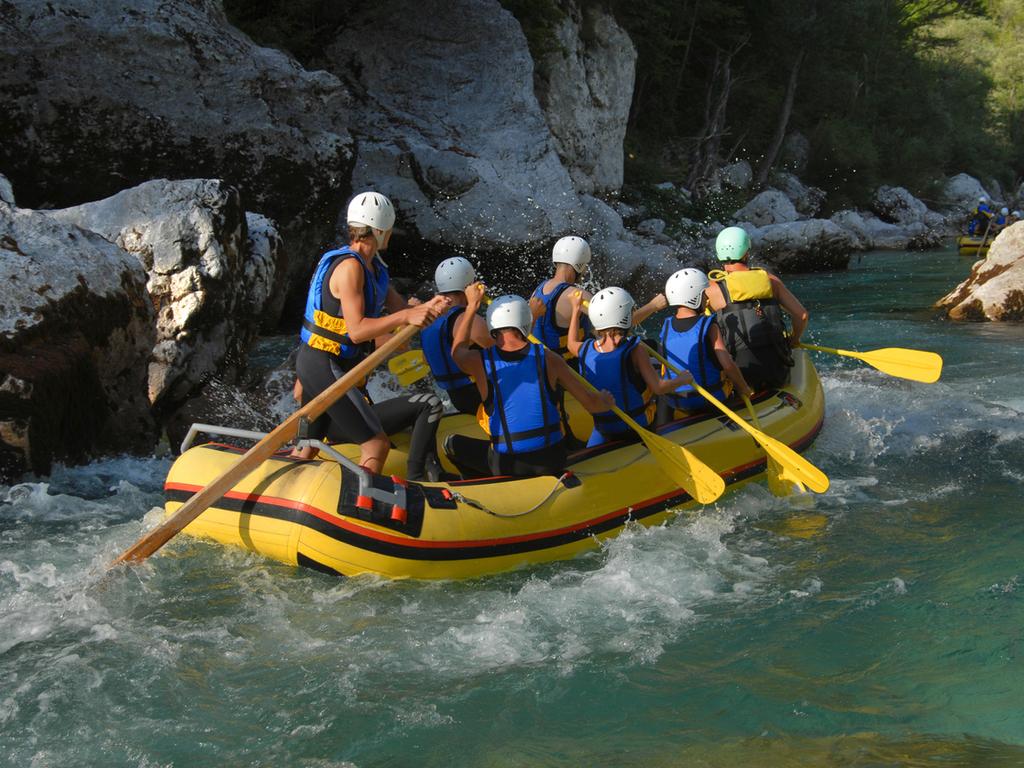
top-left (165, 416), bottom-right (821, 563)
top-left (164, 487), bottom-right (689, 561)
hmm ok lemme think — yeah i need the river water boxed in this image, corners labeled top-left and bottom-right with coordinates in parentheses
top-left (3, 248), bottom-right (1024, 767)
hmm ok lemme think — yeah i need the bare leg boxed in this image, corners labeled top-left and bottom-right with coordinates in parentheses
top-left (359, 432), bottom-right (390, 474)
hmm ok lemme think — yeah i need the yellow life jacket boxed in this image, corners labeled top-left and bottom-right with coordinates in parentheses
top-left (709, 268), bottom-right (773, 302)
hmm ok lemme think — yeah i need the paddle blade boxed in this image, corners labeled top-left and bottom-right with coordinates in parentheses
top-left (766, 458), bottom-right (804, 497)
top-left (394, 362), bottom-right (430, 386)
top-left (388, 350), bottom-right (430, 386)
top-left (802, 343), bottom-right (943, 384)
top-left (757, 432), bottom-right (829, 494)
top-left (387, 349), bottom-right (426, 374)
top-left (638, 430), bottom-right (725, 504)
top-left (855, 347), bottom-right (943, 383)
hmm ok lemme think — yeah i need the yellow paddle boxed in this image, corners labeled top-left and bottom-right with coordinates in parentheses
top-left (388, 349), bottom-right (430, 386)
top-left (742, 394), bottom-right (804, 496)
top-left (483, 296), bottom-right (725, 504)
top-left (643, 342), bottom-right (828, 495)
top-left (111, 324), bottom-right (421, 566)
top-left (799, 344), bottom-right (942, 383)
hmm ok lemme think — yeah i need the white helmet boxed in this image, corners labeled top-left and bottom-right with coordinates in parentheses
top-left (434, 257), bottom-right (477, 293)
top-left (552, 236), bottom-right (591, 272)
top-left (1002, 207), bottom-right (1010, 216)
top-left (980, 196), bottom-right (990, 204)
top-left (347, 191), bottom-right (396, 232)
top-left (588, 287), bottom-right (635, 331)
top-left (1013, 211), bottom-right (1022, 217)
top-left (486, 295), bottom-right (532, 338)
top-left (665, 268), bottom-right (710, 309)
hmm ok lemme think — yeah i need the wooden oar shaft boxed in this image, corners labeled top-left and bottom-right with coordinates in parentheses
top-left (112, 325), bottom-right (420, 566)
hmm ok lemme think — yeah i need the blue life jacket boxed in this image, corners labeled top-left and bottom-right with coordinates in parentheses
top-left (531, 281), bottom-right (592, 358)
top-left (578, 336), bottom-right (648, 445)
top-left (300, 248), bottom-right (389, 359)
top-left (483, 344), bottom-right (563, 454)
top-left (660, 314), bottom-right (724, 411)
top-left (421, 305), bottom-right (473, 391)
top-left (968, 203), bottom-right (993, 235)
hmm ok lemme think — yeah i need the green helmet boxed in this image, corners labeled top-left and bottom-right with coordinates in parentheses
top-left (715, 226), bottom-right (751, 262)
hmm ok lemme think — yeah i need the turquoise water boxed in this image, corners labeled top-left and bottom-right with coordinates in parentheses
top-left (3, 248), bottom-right (1024, 766)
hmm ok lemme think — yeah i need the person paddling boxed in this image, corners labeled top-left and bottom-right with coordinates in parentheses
top-left (420, 257), bottom-right (492, 415)
top-left (445, 286), bottom-right (614, 478)
top-left (565, 287), bottom-right (690, 447)
top-left (704, 226), bottom-right (808, 392)
top-left (967, 196), bottom-right (993, 235)
top-left (293, 191), bottom-right (450, 480)
top-left (656, 268), bottom-right (753, 424)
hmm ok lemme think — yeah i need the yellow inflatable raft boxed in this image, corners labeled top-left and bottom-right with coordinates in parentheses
top-left (164, 351), bottom-right (825, 579)
top-left (957, 234), bottom-right (991, 257)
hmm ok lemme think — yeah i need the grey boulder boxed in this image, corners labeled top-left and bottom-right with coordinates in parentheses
top-left (48, 179), bottom-right (282, 406)
top-left (937, 222), bottom-right (1024, 321)
top-left (0, 200), bottom-right (155, 480)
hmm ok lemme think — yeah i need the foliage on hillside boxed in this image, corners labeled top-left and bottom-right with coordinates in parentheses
top-left (594, 0), bottom-right (1021, 205)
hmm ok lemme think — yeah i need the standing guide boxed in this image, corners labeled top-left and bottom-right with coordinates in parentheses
top-left (293, 191), bottom-right (450, 481)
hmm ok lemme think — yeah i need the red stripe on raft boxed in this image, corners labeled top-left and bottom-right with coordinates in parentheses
top-left (163, 480), bottom-right (683, 550)
top-left (166, 416), bottom-right (823, 552)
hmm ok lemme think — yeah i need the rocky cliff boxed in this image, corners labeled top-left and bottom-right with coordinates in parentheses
top-left (937, 222), bottom-right (1024, 321)
top-left (0, 0), bottom-right (352, 321)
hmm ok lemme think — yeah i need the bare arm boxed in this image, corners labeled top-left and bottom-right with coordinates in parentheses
top-left (709, 324), bottom-right (753, 398)
top-left (631, 343), bottom-right (690, 395)
top-left (332, 260), bottom-right (447, 341)
top-left (770, 275), bottom-right (808, 347)
top-left (566, 290), bottom-right (586, 358)
top-left (554, 285), bottom-right (591, 332)
top-left (452, 282), bottom-right (485, 355)
top-left (632, 293), bottom-right (668, 326)
top-left (469, 313), bottom-right (495, 349)
top-left (705, 281), bottom-right (726, 312)
top-left (451, 283), bottom-right (490, 401)
top-left (546, 349), bottom-right (614, 414)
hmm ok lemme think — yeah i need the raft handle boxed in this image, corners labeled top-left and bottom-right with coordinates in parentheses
top-left (180, 423), bottom-right (270, 454)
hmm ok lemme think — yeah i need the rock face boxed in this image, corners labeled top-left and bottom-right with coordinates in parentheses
top-left (937, 222), bottom-right (1024, 321)
top-left (829, 210), bottom-right (872, 250)
top-left (829, 208), bottom-right (944, 251)
top-left (734, 190), bottom-right (800, 227)
top-left (871, 185), bottom-right (929, 225)
top-left (0, 175), bottom-right (13, 207)
top-left (745, 219), bottom-right (856, 273)
top-left (771, 171), bottom-right (825, 217)
top-left (0, 0), bottom-right (353, 319)
top-left (329, 0), bottom-right (579, 252)
top-left (721, 161), bottom-right (754, 191)
top-left (535, 2), bottom-right (637, 194)
top-left (942, 173), bottom-right (992, 211)
top-left (0, 201), bottom-right (156, 481)
top-left (48, 179), bottom-right (281, 407)
top-left (569, 195), bottom-right (677, 283)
